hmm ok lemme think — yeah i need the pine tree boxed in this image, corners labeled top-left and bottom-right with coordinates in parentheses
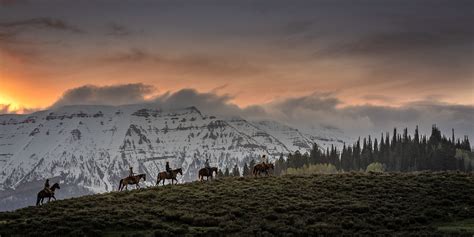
top-left (224, 167), bottom-right (230, 177)
top-left (217, 169), bottom-right (224, 178)
top-left (274, 153), bottom-right (286, 175)
top-left (232, 164), bottom-right (240, 177)
top-left (242, 163), bottom-right (250, 176)
top-left (249, 159), bottom-right (256, 171)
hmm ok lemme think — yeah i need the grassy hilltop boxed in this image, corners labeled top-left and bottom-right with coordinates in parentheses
top-left (0, 172), bottom-right (473, 236)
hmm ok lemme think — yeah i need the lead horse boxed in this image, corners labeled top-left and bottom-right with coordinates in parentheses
top-left (156, 168), bottom-right (183, 186)
top-left (36, 183), bottom-right (60, 206)
top-left (118, 174), bottom-right (146, 191)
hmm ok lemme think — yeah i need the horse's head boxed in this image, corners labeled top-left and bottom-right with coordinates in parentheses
top-left (141, 174), bottom-right (146, 181)
top-left (52, 183), bottom-right (60, 190)
top-left (267, 163), bottom-right (274, 170)
top-left (177, 168), bottom-right (183, 175)
top-left (212, 167), bottom-right (218, 174)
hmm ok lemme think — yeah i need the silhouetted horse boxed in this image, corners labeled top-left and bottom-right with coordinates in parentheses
top-left (119, 174), bottom-right (146, 191)
top-left (36, 183), bottom-right (60, 206)
top-left (156, 168), bottom-right (183, 186)
top-left (198, 167), bottom-right (218, 181)
top-left (253, 163), bottom-right (274, 176)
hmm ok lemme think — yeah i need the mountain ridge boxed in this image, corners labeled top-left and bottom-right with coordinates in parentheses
top-left (0, 103), bottom-right (344, 211)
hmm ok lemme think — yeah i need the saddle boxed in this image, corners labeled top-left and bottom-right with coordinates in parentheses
top-left (43, 187), bottom-right (53, 195)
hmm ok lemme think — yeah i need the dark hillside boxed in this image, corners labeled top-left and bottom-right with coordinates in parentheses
top-left (0, 172), bottom-right (473, 236)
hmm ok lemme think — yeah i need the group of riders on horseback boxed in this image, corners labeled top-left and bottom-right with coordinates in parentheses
top-left (36, 154), bottom-right (274, 205)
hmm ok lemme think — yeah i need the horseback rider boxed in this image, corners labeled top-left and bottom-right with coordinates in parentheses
top-left (44, 179), bottom-right (52, 195)
top-left (166, 161), bottom-right (172, 178)
top-left (129, 167), bottom-right (135, 177)
top-left (261, 154), bottom-right (268, 166)
top-left (204, 158), bottom-right (211, 174)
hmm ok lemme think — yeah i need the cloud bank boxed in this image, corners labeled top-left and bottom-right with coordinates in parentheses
top-left (51, 84), bottom-right (156, 108)
top-left (47, 83), bottom-right (474, 141)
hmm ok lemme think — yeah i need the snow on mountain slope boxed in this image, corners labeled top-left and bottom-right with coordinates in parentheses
top-left (0, 104), bottom-right (343, 210)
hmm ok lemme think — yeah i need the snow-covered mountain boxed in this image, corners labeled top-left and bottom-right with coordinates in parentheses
top-left (0, 104), bottom-right (343, 210)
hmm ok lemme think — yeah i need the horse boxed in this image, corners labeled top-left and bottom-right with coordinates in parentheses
top-left (253, 163), bottom-right (274, 176)
top-left (118, 174), bottom-right (146, 191)
top-left (156, 168), bottom-right (183, 186)
top-left (198, 167), bottom-right (218, 181)
top-left (36, 183), bottom-right (60, 206)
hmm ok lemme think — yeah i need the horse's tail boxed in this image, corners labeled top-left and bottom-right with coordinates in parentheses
top-left (118, 179), bottom-right (123, 191)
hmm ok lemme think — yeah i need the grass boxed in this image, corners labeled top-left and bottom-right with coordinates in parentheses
top-left (438, 218), bottom-right (474, 234)
top-left (0, 172), bottom-right (473, 236)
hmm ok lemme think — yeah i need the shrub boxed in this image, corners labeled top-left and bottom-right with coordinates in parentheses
top-left (366, 162), bottom-right (385, 173)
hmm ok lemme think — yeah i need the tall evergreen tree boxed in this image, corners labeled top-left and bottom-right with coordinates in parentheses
top-left (232, 164), bottom-right (240, 177)
top-left (242, 163), bottom-right (250, 176)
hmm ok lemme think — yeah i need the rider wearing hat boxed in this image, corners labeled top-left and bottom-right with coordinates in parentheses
top-left (44, 179), bottom-right (52, 195)
top-left (166, 161), bottom-right (172, 177)
top-left (261, 154), bottom-right (268, 165)
top-left (205, 158), bottom-right (211, 174)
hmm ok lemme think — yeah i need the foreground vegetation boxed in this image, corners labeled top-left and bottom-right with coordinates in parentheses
top-left (0, 172), bottom-right (473, 236)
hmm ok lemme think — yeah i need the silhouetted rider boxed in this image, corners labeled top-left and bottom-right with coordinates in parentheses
top-left (261, 154), bottom-right (268, 165)
top-left (205, 158), bottom-right (211, 174)
top-left (44, 179), bottom-right (52, 195)
top-left (129, 167), bottom-right (135, 177)
top-left (166, 161), bottom-right (172, 177)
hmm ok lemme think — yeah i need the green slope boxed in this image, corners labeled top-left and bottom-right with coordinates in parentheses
top-left (0, 172), bottom-right (473, 236)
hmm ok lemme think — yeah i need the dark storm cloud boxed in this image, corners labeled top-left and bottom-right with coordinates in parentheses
top-left (313, 11), bottom-right (474, 66)
top-left (50, 84), bottom-right (156, 108)
top-left (0, 17), bottom-right (84, 63)
top-left (153, 89), bottom-right (240, 115)
top-left (0, 17), bottom-right (83, 33)
top-left (49, 84), bottom-right (265, 118)
top-left (152, 89), bottom-right (266, 118)
top-left (48, 84), bottom-right (474, 140)
top-left (316, 28), bottom-right (474, 59)
top-left (101, 48), bottom-right (263, 76)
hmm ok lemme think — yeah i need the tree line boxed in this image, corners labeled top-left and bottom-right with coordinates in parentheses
top-left (273, 125), bottom-right (472, 174)
top-left (217, 125), bottom-right (472, 177)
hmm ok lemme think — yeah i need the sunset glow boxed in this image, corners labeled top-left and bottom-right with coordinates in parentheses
top-left (0, 0), bottom-right (472, 140)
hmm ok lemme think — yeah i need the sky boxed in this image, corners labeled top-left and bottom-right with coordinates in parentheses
top-left (0, 0), bottom-right (473, 140)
